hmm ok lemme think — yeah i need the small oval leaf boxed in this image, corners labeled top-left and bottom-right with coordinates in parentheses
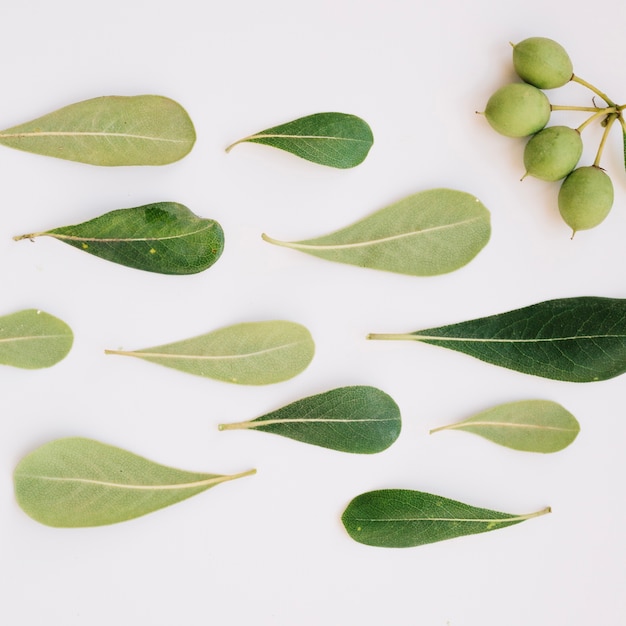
top-left (14, 437), bottom-right (255, 527)
top-left (0, 309), bottom-right (73, 369)
top-left (342, 489), bottom-right (550, 548)
top-left (15, 202), bottom-right (224, 275)
top-left (431, 400), bottom-right (580, 453)
top-left (227, 112), bottom-right (373, 168)
top-left (219, 386), bottom-right (401, 453)
top-left (105, 320), bottom-right (314, 385)
top-left (368, 296), bottom-right (626, 382)
top-left (263, 189), bottom-right (491, 276)
top-left (0, 95), bottom-right (195, 166)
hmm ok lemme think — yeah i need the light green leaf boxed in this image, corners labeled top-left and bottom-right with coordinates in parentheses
top-left (263, 189), bottom-right (491, 276)
top-left (342, 489), bottom-right (550, 548)
top-left (105, 320), bottom-right (314, 385)
top-left (431, 400), bottom-right (580, 453)
top-left (15, 202), bottom-right (224, 275)
top-left (0, 95), bottom-right (195, 165)
top-left (368, 296), bottom-right (626, 382)
top-left (0, 309), bottom-right (72, 369)
top-left (226, 112), bottom-right (373, 168)
top-left (14, 437), bottom-right (255, 527)
top-left (219, 386), bottom-right (401, 454)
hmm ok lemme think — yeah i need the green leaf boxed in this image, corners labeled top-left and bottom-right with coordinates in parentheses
top-left (431, 400), bottom-right (580, 453)
top-left (0, 95), bottom-right (195, 166)
top-left (219, 386), bottom-right (401, 454)
top-left (342, 489), bottom-right (550, 548)
top-left (105, 320), bottom-right (314, 385)
top-left (0, 309), bottom-right (73, 369)
top-left (14, 437), bottom-right (255, 527)
top-left (14, 202), bottom-right (224, 275)
top-left (368, 296), bottom-right (626, 382)
top-left (226, 112), bottom-right (373, 168)
top-left (262, 189), bottom-right (491, 276)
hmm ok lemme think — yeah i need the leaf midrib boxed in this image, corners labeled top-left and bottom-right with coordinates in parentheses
top-left (248, 417), bottom-right (399, 427)
top-left (249, 133), bottom-right (370, 144)
top-left (46, 223), bottom-right (214, 244)
top-left (452, 421), bottom-right (578, 432)
top-left (0, 130), bottom-right (190, 144)
top-left (0, 334), bottom-right (67, 343)
top-left (415, 333), bottom-right (626, 343)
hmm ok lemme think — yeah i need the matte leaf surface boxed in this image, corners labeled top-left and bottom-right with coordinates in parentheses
top-left (431, 400), bottom-right (580, 453)
top-left (15, 202), bottom-right (224, 275)
top-left (227, 112), bottom-right (373, 168)
top-left (263, 189), bottom-right (491, 276)
top-left (0, 95), bottom-right (195, 165)
top-left (105, 320), bottom-right (314, 384)
top-left (0, 309), bottom-right (72, 369)
top-left (14, 438), bottom-right (255, 527)
top-left (342, 489), bottom-right (550, 548)
top-left (369, 296), bottom-right (626, 382)
top-left (219, 386), bottom-right (401, 453)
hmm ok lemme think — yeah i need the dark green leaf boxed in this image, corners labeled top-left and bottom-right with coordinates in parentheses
top-left (15, 202), bottom-right (224, 275)
top-left (342, 489), bottom-right (550, 548)
top-left (368, 296), bottom-right (626, 382)
top-left (226, 112), bottom-right (373, 168)
top-left (219, 386), bottom-right (401, 454)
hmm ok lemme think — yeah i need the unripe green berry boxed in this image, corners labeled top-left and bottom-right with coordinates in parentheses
top-left (484, 83), bottom-right (550, 138)
top-left (558, 166), bottom-right (614, 234)
top-left (523, 126), bottom-right (582, 181)
top-left (513, 37), bottom-right (573, 89)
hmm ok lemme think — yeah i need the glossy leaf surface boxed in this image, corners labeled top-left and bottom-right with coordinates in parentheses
top-left (431, 400), bottom-right (580, 453)
top-left (105, 320), bottom-right (314, 384)
top-left (14, 438), bottom-right (255, 527)
top-left (0, 309), bottom-right (72, 369)
top-left (369, 296), bottom-right (626, 382)
top-left (227, 112), bottom-right (373, 168)
top-left (219, 386), bottom-right (401, 453)
top-left (263, 189), bottom-right (491, 276)
top-left (0, 95), bottom-right (195, 165)
top-left (342, 489), bottom-right (550, 548)
top-left (15, 202), bottom-right (224, 275)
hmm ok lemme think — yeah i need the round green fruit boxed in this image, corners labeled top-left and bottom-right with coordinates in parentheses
top-left (513, 37), bottom-right (573, 89)
top-left (558, 166), bottom-right (614, 234)
top-left (484, 83), bottom-right (550, 138)
top-left (523, 126), bottom-right (582, 181)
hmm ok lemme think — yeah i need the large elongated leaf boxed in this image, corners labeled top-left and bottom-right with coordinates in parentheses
top-left (262, 189), bottom-right (491, 276)
top-left (219, 386), bottom-right (401, 453)
top-left (14, 437), bottom-right (255, 527)
top-left (226, 112), bottom-right (373, 168)
top-left (0, 309), bottom-right (72, 369)
top-left (342, 489), bottom-right (550, 548)
top-left (14, 202), bottom-right (224, 275)
top-left (368, 296), bottom-right (626, 382)
top-left (431, 400), bottom-right (580, 453)
top-left (0, 95), bottom-right (195, 165)
top-left (105, 320), bottom-right (314, 384)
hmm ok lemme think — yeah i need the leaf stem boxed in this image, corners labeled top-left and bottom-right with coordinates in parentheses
top-left (571, 75), bottom-right (617, 107)
top-left (594, 113), bottom-right (618, 167)
top-left (13, 232), bottom-right (43, 242)
top-left (367, 332), bottom-right (416, 341)
top-left (218, 421), bottom-right (254, 431)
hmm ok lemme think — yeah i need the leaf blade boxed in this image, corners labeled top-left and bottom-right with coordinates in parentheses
top-left (431, 400), bottom-right (580, 453)
top-left (15, 202), bottom-right (224, 275)
top-left (105, 320), bottom-right (314, 385)
top-left (263, 189), bottom-right (491, 276)
top-left (341, 489), bottom-right (550, 548)
top-left (219, 386), bottom-right (401, 453)
top-left (0, 95), bottom-right (195, 166)
top-left (14, 438), bottom-right (255, 527)
top-left (227, 112), bottom-right (373, 168)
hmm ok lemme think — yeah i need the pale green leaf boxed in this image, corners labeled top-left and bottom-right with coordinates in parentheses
top-left (227, 112), bottom-right (373, 168)
top-left (219, 386), bottom-right (401, 453)
top-left (0, 309), bottom-right (72, 369)
top-left (14, 437), bottom-right (255, 527)
top-left (0, 95), bottom-right (195, 165)
top-left (431, 400), bottom-right (580, 453)
top-left (342, 489), bottom-right (550, 548)
top-left (263, 189), bottom-right (491, 276)
top-left (15, 202), bottom-right (224, 275)
top-left (105, 320), bottom-right (314, 384)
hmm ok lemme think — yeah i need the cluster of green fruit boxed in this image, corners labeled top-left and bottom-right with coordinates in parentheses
top-left (482, 37), bottom-right (623, 236)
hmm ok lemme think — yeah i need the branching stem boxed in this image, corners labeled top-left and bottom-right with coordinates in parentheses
top-left (594, 113), bottom-right (618, 167)
top-left (572, 75), bottom-right (617, 107)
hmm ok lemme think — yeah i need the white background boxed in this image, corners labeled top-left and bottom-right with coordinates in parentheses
top-left (1, 1), bottom-right (625, 624)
